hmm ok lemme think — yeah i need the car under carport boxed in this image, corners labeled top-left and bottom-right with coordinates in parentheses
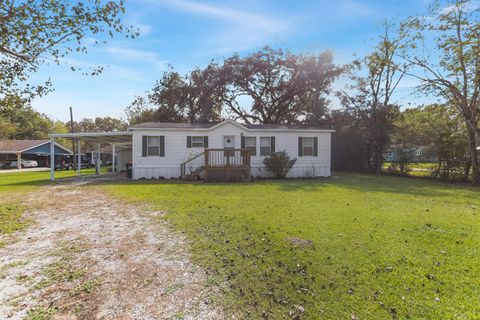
top-left (0, 140), bottom-right (72, 169)
top-left (48, 131), bottom-right (132, 181)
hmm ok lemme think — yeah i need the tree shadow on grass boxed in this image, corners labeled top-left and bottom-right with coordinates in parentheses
top-left (3, 172), bottom-right (479, 200)
top-left (99, 174), bottom-right (459, 199)
top-left (273, 172), bottom-right (480, 198)
top-left (0, 173), bottom-right (109, 189)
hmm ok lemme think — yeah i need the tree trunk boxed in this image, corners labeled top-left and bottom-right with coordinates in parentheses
top-left (375, 150), bottom-right (383, 175)
top-left (463, 160), bottom-right (472, 182)
top-left (468, 127), bottom-right (479, 184)
top-left (365, 143), bottom-right (373, 173)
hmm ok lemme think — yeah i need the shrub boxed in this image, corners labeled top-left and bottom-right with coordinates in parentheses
top-left (386, 146), bottom-right (413, 176)
top-left (430, 159), bottom-right (471, 182)
top-left (263, 151), bottom-right (297, 179)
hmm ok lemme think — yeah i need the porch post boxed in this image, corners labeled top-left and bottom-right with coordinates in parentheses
top-left (77, 139), bottom-right (81, 177)
top-left (96, 143), bottom-right (100, 175)
top-left (111, 144), bottom-right (116, 172)
top-left (16, 153), bottom-right (21, 169)
top-left (50, 137), bottom-right (55, 181)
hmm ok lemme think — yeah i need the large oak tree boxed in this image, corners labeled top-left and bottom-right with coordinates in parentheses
top-left (218, 47), bottom-right (344, 124)
top-left (128, 47), bottom-right (344, 125)
top-left (126, 66), bottom-right (223, 124)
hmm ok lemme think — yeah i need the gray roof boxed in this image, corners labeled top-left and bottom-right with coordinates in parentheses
top-left (129, 122), bottom-right (217, 129)
top-left (129, 121), bottom-right (330, 130)
top-left (0, 140), bottom-right (49, 152)
top-left (243, 123), bottom-right (328, 130)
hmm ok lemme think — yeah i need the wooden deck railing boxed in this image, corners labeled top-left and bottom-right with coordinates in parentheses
top-left (180, 149), bottom-right (251, 179)
top-left (204, 149), bottom-right (250, 168)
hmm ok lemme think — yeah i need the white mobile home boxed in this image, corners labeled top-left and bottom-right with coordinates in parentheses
top-left (49, 120), bottom-right (334, 181)
top-left (130, 120), bottom-right (333, 180)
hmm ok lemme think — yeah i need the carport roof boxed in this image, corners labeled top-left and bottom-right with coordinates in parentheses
top-left (50, 131), bottom-right (132, 144)
top-left (0, 139), bottom-right (72, 155)
top-left (0, 140), bottom-right (50, 153)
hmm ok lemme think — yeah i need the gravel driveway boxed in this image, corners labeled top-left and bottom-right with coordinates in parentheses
top-left (0, 181), bottom-right (223, 319)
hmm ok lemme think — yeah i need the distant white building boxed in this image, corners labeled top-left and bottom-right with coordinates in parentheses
top-left (384, 145), bottom-right (438, 163)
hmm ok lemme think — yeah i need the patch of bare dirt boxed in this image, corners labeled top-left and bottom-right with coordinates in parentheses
top-left (0, 182), bottom-right (224, 319)
top-left (285, 237), bottom-right (313, 248)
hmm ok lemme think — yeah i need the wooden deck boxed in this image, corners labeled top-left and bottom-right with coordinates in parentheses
top-left (180, 149), bottom-right (251, 182)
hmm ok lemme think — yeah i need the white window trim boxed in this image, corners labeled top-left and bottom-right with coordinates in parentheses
top-left (245, 136), bottom-right (257, 156)
top-left (260, 137), bottom-right (272, 156)
top-left (147, 136), bottom-right (161, 157)
top-left (302, 137), bottom-right (314, 157)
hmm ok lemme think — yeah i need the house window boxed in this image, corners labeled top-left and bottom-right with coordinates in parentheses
top-left (245, 137), bottom-right (257, 156)
top-left (147, 136), bottom-right (160, 156)
top-left (192, 136), bottom-right (205, 148)
top-left (387, 151), bottom-right (393, 157)
top-left (260, 137), bottom-right (271, 156)
top-left (416, 149), bottom-right (423, 156)
top-left (302, 137), bottom-right (314, 156)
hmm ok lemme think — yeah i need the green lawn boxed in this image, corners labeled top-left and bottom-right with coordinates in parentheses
top-left (383, 162), bottom-right (437, 170)
top-left (383, 162), bottom-right (437, 178)
top-left (0, 203), bottom-right (28, 247)
top-left (102, 174), bottom-right (480, 319)
top-left (0, 167), bottom-right (110, 195)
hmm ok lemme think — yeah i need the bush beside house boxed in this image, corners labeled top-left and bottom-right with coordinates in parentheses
top-left (263, 151), bottom-right (297, 179)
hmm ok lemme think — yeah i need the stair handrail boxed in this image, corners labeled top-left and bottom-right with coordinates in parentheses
top-left (180, 151), bottom-right (206, 177)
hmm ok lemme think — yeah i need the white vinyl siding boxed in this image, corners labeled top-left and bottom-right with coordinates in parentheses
top-left (245, 137), bottom-right (256, 156)
top-left (260, 137), bottom-right (271, 156)
top-left (147, 136), bottom-right (160, 156)
top-left (131, 121), bottom-right (332, 179)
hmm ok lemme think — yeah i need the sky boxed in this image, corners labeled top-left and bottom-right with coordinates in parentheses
top-left (30, 0), bottom-right (434, 122)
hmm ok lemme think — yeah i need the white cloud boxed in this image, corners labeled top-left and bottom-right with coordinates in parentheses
top-left (54, 58), bottom-right (149, 83)
top-left (107, 65), bottom-right (151, 82)
top-left (156, 0), bottom-right (291, 53)
top-left (106, 46), bottom-right (168, 70)
top-left (338, 0), bottom-right (376, 17)
top-left (160, 0), bottom-right (281, 25)
top-left (127, 19), bottom-right (153, 36)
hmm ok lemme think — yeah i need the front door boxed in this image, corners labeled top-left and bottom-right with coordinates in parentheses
top-left (223, 136), bottom-right (235, 165)
top-left (223, 136), bottom-right (235, 149)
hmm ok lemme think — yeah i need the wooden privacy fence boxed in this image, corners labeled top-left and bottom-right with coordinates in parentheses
top-left (180, 149), bottom-right (251, 182)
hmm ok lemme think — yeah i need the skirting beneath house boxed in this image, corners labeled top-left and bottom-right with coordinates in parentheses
top-left (250, 165), bottom-right (331, 178)
top-left (204, 166), bottom-right (251, 182)
top-left (132, 165), bottom-right (331, 180)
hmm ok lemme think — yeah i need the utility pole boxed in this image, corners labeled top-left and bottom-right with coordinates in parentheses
top-left (69, 107), bottom-right (76, 168)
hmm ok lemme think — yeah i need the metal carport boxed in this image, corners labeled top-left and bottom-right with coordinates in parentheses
top-left (49, 131), bottom-right (132, 181)
top-left (0, 140), bottom-right (72, 169)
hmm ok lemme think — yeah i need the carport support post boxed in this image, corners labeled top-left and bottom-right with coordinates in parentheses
top-left (111, 144), bottom-right (116, 172)
top-left (77, 139), bottom-right (81, 177)
top-left (96, 143), bottom-right (100, 175)
top-left (16, 153), bottom-right (21, 169)
top-left (50, 137), bottom-right (55, 181)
